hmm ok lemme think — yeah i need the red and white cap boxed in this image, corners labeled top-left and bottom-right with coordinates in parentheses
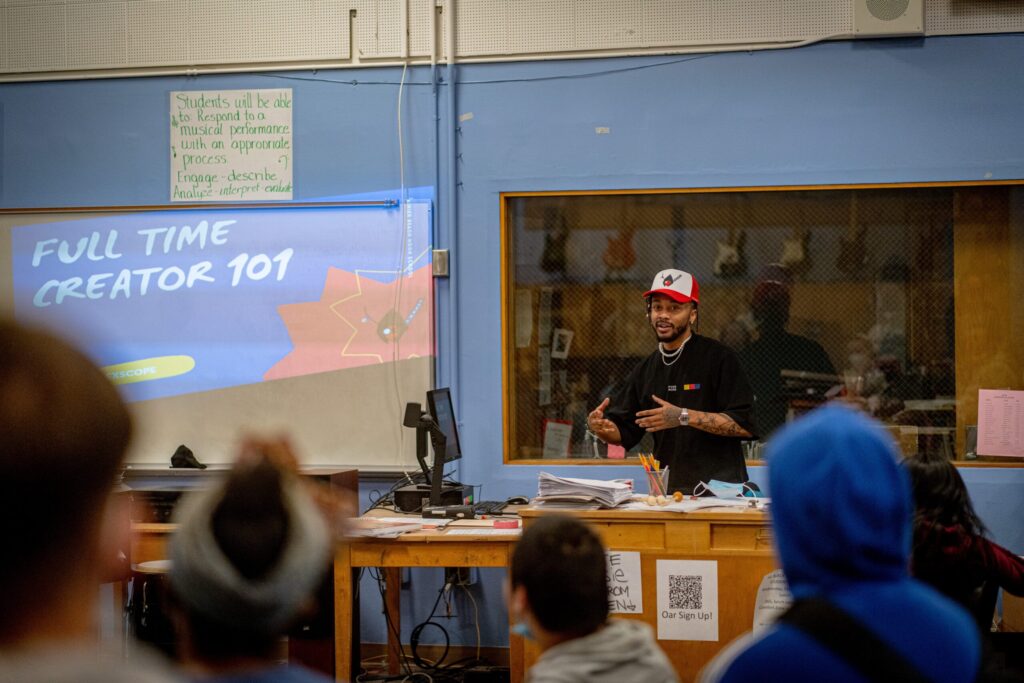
top-left (643, 269), bottom-right (699, 304)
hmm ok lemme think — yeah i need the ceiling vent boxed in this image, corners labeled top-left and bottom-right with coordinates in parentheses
top-left (854, 0), bottom-right (924, 37)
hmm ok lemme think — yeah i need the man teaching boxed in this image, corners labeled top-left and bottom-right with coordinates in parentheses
top-left (587, 269), bottom-right (758, 494)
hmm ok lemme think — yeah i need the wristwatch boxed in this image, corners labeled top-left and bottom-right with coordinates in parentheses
top-left (678, 407), bottom-right (689, 427)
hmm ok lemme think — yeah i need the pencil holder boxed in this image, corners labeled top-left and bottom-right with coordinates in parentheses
top-left (645, 469), bottom-right (669, 497)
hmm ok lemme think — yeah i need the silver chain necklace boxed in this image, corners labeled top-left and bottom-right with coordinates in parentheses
top-left (658, 342), bottom-right (684, 366)
top-left (658, 332), bottom-right (691, 366)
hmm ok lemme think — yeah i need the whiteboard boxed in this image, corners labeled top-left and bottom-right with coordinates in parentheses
top-left (0, 203), bottom-right (433, 471)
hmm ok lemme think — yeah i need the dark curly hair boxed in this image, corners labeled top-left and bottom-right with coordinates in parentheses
top-left (904, 453), bottom-right (992, 612)
top-left (904, 454), bottom-right (986, 538)
top-left (510, 515), bottom-right (609, 637)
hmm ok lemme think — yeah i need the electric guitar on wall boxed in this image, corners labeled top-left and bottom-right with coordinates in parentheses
top-left (837, 224), bottom-right (868, 276)
top-left (603, 226), bottom-right (637, 277)
top-left (837, 195), bottom-right (868, 276)
top-left (540, 213), bottom-right (568, 275)
top-left (713, 226), bottom-right (748, 279)
top-left (779, 227), bottom-right (812, 277)
top-left (670, 205), bottom-right (687, 267)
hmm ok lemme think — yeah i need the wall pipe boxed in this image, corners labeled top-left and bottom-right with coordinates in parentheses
top-left (444, 0), bottom-right (460, 412)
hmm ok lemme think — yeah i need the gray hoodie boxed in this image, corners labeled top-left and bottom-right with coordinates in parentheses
top-left (527, 619), bottom-right (679, 683)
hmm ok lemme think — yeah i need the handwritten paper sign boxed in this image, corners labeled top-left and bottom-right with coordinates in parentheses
top-left (606, 551), bottom-right (643, 614)
top-left (978, 389), bottom-right (1024, 458)
top-left (541, 419), bottom-right (572, 458)
top-left (170, 89), bottom-right (293, 202)
top-left (752, 569), bottom-right (792, 634)
top-left (657, 559), bottom-right (718, 641)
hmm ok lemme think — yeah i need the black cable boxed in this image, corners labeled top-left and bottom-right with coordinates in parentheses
top-left (369, 567), bottom-right (413, 677)
top-left (409, 583), bottom-right (451, 670)
top-left (352, 567), bottom-right (364, 676)
top-left (459, 53), bottom-right (716, 84)
top-left (405, 584), bottom-right (497, 682)
top-left (254, 53), bottom-right (717, 88)
top-left (410, 620), bottom-right (449, 672)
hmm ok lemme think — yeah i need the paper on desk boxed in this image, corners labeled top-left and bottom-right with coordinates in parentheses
top-left (446, 527), bottom-right (521, 536)
top-left (531, 498), bottom-right (603, 511)
top-left (620, 496), bottom-right (764, 512)
top-left (348, 524), bottom-right (419, 538)
top-left (348, 516), bottom-right (450, 538)
top-left (978, 389), bottom-right (1024, 458)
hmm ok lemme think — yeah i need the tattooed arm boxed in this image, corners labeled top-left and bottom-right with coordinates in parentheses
top-left (636, 395), bottom-right (753, 438)
top-left (687, 409), bottom-right (752, 438)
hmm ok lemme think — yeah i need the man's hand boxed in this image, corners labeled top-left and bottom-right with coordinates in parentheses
top-left (587, 397), bottom-right (622, 444)
top-left (635, 395), bottom-right (683, 432)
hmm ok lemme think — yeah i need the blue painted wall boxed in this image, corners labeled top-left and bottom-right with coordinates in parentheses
top-left (3, 33), bottom-right (1023, 651)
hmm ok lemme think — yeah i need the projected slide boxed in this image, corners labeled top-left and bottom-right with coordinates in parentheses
top-left (10, 203), bottom-right (433, 403)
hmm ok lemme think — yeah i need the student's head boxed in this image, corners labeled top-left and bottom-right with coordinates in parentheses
top-left (751, 284), bottom-right (790, 330)
top-left (767, 403), bottom-right (912, 599)
top-left (845, 336), bottom-right (876, 373)
top-left (168, 444), bottom-right (330, 664)
top-left (904, 454), bottom-right (986, 537)
top-left (0, 318), bottom-right (132, 642)
top-left (751, 263), bottom-right (792, 331)
top-left (508, 515), bottom-right (608, 639)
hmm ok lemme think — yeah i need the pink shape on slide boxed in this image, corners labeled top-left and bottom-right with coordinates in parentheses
top-left (264, 265), bottom-right (433, 381)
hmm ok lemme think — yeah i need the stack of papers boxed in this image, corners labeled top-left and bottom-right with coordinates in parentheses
top-left (536, 472), bottom-right (633, 508)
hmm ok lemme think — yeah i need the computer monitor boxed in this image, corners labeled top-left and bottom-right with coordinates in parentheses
top-left (398, 389), bottom-right (463, 510)
top-left (427, 387), bottom-right (461, 463)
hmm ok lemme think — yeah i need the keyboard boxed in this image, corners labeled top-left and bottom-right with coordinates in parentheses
top-left (472, 500), bottom-right (508, 516)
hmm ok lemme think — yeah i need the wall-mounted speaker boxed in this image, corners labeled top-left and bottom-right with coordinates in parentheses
top-left (854, 0), bottom-right (924, 37)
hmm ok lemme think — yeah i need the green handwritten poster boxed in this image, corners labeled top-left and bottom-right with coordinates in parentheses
top-left (170, 88), bottom-right (293, 202)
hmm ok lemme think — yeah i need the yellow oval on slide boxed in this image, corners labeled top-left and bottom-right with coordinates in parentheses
top-left (103, 355), bottom-right (195, 385)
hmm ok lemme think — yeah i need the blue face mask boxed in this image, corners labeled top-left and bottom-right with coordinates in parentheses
top-left (511, 621), bottom-right (535, 640)
top-left (695, 479), bottom-right (761, 498)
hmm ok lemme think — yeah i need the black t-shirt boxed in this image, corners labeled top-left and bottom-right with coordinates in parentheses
top-left (738, 329), bottom-right (836, 438)
top-left (605, 334), bottom-right (757, 494)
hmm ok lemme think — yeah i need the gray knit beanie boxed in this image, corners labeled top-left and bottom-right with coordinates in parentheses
top-left (167, 473), bottom-right (330, 635)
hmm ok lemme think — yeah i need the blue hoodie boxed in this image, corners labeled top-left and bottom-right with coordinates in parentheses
top-left (700, 404), bottom-right (980, 683)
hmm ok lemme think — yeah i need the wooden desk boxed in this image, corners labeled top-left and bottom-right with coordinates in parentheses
top-left (333, 526), bottom-right (521, 682)
top-left (335, 507), bottom-right (774, 683)
top-left (519, 507), bottom-right (776, 683)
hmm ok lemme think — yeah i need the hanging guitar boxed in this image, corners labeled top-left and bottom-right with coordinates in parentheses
top-left (837, 194), bottom-right (868, 276)
top-left (670, 205), bottom-right (687, 267)
top-left (713, 226), bottom-right (748, 279)
top-left (779, 227), bottom-right (812, 277)
top-left (540, 212), bottom-right (569, 275)
top-left (602, 226), bottom-right (637, 279)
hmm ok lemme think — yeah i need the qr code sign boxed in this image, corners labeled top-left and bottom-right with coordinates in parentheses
top-left (669, 575), bottom-right (703, 610)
